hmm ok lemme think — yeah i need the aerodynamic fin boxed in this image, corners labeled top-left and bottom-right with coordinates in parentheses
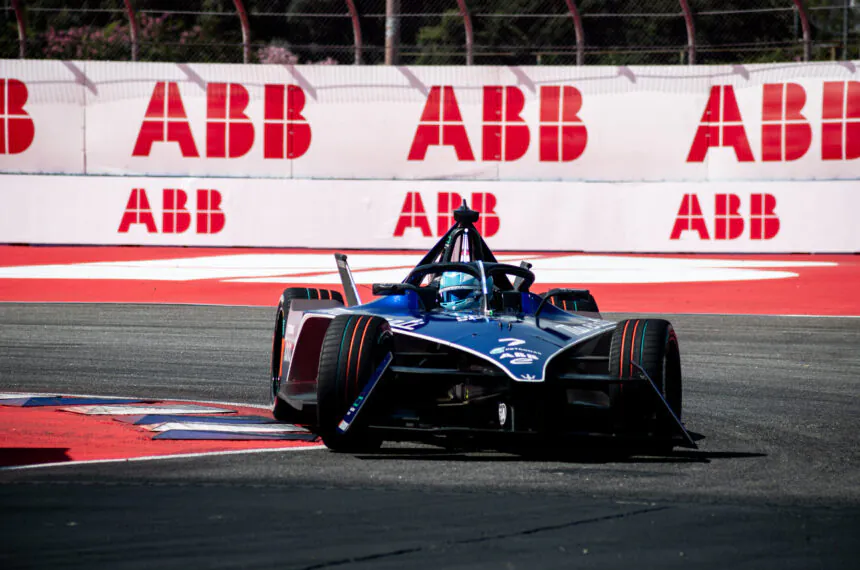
top-left (334, 253), bottom-right (361, 307)
top-left (512, 261), bottom-right (533, 291)
top-left (337, 353), bottom-right (393, 434)
top-left (631, 361), bottom-right (698, 449)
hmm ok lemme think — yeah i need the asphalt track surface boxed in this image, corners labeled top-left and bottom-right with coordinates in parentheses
top-left (1, 303), bottom-right (858, 569)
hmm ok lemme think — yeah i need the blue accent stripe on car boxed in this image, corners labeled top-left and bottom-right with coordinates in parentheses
top-left (638, 321), bottom-right (649, 367)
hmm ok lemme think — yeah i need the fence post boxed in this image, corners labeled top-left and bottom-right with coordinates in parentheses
top-left (678, 0), bottom-right (696, 65)
top-left (345, 0), bottom-right (362, 64)
top-left (11, 0), bottom-right (26, 59)
top-left (124, 0), bottom-right (139, 62)
top-left (791, 0), bottom-right (811, 62)
top-left (456, 0), bottom-right (473, 65)
top-left (232, 0), bottom-right (251, 63)
top-left (842, 0), bottom-right (849, 60)
top-left (385, 0), bottom-right (400, 64)
top-left (563, 0), bottom-right (585, 66)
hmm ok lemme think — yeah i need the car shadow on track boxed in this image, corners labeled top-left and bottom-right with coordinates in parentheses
top-left (356, 434), bottom-right (765, 465)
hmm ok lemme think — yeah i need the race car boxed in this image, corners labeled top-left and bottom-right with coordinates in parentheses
top-left (269, 202), bottom-right (694, 453)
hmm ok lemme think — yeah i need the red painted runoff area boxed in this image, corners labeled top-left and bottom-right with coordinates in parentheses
top-left (0, 401), bottom-right (320, 468)
top-left (0, 246), bottom-right (857, 316)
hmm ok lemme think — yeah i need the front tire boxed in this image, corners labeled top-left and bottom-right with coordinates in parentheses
top-left (271, 287), bottom-right (344, 423)
top-left (316, 314), bottom-right (391, 452)
top-left (608, 319), bottom-right (682, 444)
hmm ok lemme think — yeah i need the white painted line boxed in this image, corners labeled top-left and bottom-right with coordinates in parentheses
top-left (61, 405), bottom-right (235, 415)
top-left (602, 311), bottom-right (860, 319)
top-left (0, 253), bottom-right (838, 284)
top-left (0, 393), bottom-right (50, 399)
top-left (0, 445), bottom-right (326, 472)
top-left (144, 422), bottom-right (309, 434)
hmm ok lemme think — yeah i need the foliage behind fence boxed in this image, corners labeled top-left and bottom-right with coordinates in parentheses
top-left (1, 1), bottom-right (857, 64)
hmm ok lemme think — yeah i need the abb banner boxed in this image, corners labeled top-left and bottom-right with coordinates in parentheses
top-left (1, 175), bottom-right (857, 252)
top-left (1, 59), bottom-right (859, 181)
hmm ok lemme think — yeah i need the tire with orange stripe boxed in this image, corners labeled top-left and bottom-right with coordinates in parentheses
top-left (316, 314), bottom-right (391, 452)
top-left (271, 288), bottom-right (344, 422)
top-left (608, 319), bottom-right (682, 433)
top-left (543, 290), bottom-right (600, 315)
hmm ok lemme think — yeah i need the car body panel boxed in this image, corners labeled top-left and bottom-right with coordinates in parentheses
top-left (278, 290), bottom-right (615, 396)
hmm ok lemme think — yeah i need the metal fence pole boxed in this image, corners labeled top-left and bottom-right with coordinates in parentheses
top-left (791, 0), bottom-right (811, 62)
top-left (345, 0), bottom-right (362, 64)
top-left (843, 0), bottom-right (849, 60)
top-left (456, 0), bottom-right (473, 65)
top-left (679, 0), bottom-right (696, 65)
top-left (563, 0), bottom-right (585, 66)
top-left (11, 0), bottom-right (26, 59)
top-left (232, 0), bottom-right (250, 63)
top-left (385, 0), bottom-right (400, 65)
top-left (124, 0), bottom-right (139, 62)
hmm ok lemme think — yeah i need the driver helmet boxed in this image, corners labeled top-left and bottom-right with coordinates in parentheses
top-left (439, 271), bottom-right (492, 311)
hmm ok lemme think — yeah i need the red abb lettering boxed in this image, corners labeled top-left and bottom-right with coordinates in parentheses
top-left (408, 86), bottom-right (475, 161)
top-left (483, 87), bottom-right (529, 161)
top-left (670, 193), bottom-right (779, 241)
top-left (162, 189), bottom-right (191, 234)
top-left (470, 192), bottom-right (500, 237)
top-left (686, 86), bottom-right (754, 163)
top-left (714, 194), bottom-right (744, 240)
top-left (118, 188), bottom-right (224, 234)
top-left (118, 188), bottom-right (158, 233)
top-left (822, 81), bottom-right (860, 160)
top-left (394, 192), bottom-right (432, 237)
top-left (436, 192), bottom-right (464, 235)
top-left (133, 82), bottom-right (313, 160)
top-left (197, 189), bottom-right (225, 234)
top-left (761, 83), bottom-right (811, 162)
top-left (132, 82), bottom-right (199, 157)
top-left (670, 194), bottom-right (710, 240)
top-left (539, 86), bottom-right (587, 162)
top-left (0, 79), bottom-right (35, 154)
top-left (436, 192), bottom-right (499, 237)
top-left (207, 83), bottom-right (254, 158)
top-left (750, 193), bottom-right (779, 240)
top-left (264, 84), bottom-right (311, 159)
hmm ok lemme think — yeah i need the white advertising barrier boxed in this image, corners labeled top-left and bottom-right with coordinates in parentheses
top-left (1, 61), bottom-right (858, 181)
top-left (1, 175), bottom-right (857, 252)
top-left (0, 59), bottom-right (84, 174)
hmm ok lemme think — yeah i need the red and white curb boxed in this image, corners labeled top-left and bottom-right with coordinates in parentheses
top-left (0, 392), bottom-right (325, 471)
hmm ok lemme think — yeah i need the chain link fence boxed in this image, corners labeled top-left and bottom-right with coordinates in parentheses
top-left (1, 0), bottom-right (857, 64)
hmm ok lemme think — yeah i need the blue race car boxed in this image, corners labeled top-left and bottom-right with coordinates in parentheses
top-left (269, 202), bottom-right (694, 452)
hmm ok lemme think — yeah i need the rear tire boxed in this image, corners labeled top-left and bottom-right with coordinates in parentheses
top-left (271, 287), bottom-right (344, 423)
top-left (316, 314), bottom-right (391, 452)
top-left (608, 319), bottom-right (682, 445)
top-left (545, 290), bottom-right (600, 316)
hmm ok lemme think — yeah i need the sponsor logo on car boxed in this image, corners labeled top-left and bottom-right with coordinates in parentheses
top-left (554, 321), bottom-right (610, 337)
top-left (389, 318), bottom-right (426, 331)
top-left (490, 338), bottom-right (541, 365)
